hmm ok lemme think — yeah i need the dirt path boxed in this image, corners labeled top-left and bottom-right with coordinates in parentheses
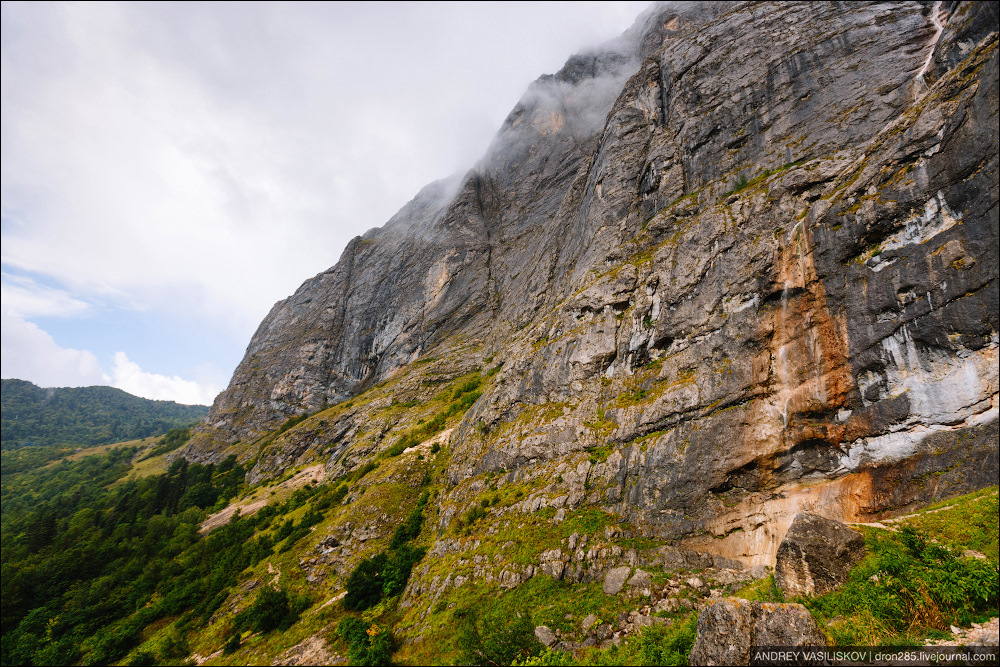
top-left (199, 464), bottom-right (326, 533)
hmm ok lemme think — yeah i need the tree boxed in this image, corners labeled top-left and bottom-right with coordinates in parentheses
top-left (456, 605), bottom-right (542, 666)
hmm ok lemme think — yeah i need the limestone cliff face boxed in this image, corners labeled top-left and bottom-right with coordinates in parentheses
top-left (189, 1), bottom-right (998, 565)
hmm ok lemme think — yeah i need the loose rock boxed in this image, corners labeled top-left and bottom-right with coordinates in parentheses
top-left (689, 598), bottom-right (827, 666)
top-left (775, 512), bottom-right (865, 597)
top-left (603, 566), bottom-right (631, 595)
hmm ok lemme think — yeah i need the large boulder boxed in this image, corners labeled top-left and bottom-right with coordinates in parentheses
top-left (688, 598), bottom-right (827, 666)
top-left (775, 512), bottom-right (866, 598)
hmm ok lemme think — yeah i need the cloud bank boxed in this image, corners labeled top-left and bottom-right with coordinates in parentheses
top-left (1, 1), bottom-right (649, 404)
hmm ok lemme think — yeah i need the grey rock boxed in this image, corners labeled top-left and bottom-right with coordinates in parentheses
top-left (541, 560), bottom-right (566, 581)
top-left (581, 613), bottom-right (597, 632)
top-left (689, 598), bottom-right (827, 666)
top-left (775, 513), bottom-right (866, 598)
top-left (534, 626), bottom-right (558, 648)
top-left (186, 0), bottom-right (998, 588)
top-left (603, 566), bottom-right (632, 595)
top-left (688, 598), bottom-right (755, 666)
top-left (686, 576), bottom-right (706, 590)
top-left (628, 569), bottom-right (652, 595)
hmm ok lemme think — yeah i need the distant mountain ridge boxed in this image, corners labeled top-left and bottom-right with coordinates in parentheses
top-left (1, 379), bottom-right (209, 449)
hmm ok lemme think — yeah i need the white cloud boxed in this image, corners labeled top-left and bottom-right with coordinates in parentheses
top-left (1, 1), bottom-right (650, 395)
top-left (1, 1), bottom-right (650, 340)
top-left (0, 313), bottom-right (109, 386)
top-left (111, 351), bottom-right (219, 406)
top-left (0, 272), bottom-right (91, 319)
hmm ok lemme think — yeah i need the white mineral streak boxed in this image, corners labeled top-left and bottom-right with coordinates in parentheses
top-left (840, 329), bottom-right (998, 470)
top-left (882, 191), bottom-right (961, 253)
top-left (914, 1), bottom-right (945, 93)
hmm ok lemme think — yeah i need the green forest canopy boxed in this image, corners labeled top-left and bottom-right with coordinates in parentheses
top-left (1, 379), bottom-right (209, 450)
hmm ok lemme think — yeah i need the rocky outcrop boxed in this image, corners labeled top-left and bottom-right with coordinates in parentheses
top-left (689, 598), bottom-right (826, 666)
top-left (187, 1), bottom-right (999, 568)
top-left (775, 512), bottom-right (865, 598)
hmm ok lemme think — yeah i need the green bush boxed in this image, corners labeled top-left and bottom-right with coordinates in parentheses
top-left (457, 504), bottom-right (488, 531)
top-left (330, 483), bottom-right (350, 504)
top-left (344, 493), bottom-right (428, 611)
top-left (352, 461), bottom-right (378, 481)
top-left (384, 436), bottom-right (414, 458)
top-left (276, 413), bottom-right (309, 435)
top-left (456, 605), bottom-right (542, 666)
top-left (631, 615), bottom-right (697, 666)
top-left (514, 648), bottom-right (576, 665)
top-left (383, 544), bottom-right (428, 598)
top-left (344, 552), bottom-right (389, 611)
top-left (343, 545), bottom-right (428, 611)
top-left (337, 617), bottom-right (395, 666)
top-left (234, 587), bottom-right (302, 634)
top-left (222, 633), bottom-right (240, 656)
top-left (390, 492), bottom-right (428, 549)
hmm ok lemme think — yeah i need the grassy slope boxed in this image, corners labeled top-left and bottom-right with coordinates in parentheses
top-left (91, 352), bottom-right (996, 666)
top-left (733, 487), bottom-right (999, 648)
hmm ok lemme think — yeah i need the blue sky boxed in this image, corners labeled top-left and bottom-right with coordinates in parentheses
top-left (1, 1), bottom-right (650, 405)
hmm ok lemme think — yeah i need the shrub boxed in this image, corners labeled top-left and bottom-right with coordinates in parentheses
top-left (276, 413), bottom-right (309, 435)
top-left (345, 493), bottom-right (428, 610)
top-left (458, 504), bottom-right (487, 531)
top-left (632, 614), bottom-right (697, 665)
top-left (234, 587), bottom-right (302, 634)
top-left (353, 461), bottom-right (378, 481)
top-left (456, 605), bottom-right (542, 666)
top-left (383, 544), bottom-right (428, 598)
top-left (343, 545), bottom-right (428, 611)
top-left (222, 634), bottom-right (240, 656)
top-left (514, 648), bottom-right (576, 665)
top-left (337, 618), bottom-right (395, 666)
top-left (343, 552), bottom-right (389, 612)
top-left (390, 492), bottom-right (428, 549)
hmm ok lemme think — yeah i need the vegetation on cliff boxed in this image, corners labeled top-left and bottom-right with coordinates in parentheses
top-left (0, 371), bottom-right (996, 666)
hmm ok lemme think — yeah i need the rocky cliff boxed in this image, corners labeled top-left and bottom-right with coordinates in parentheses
top-left (185, 0), bottom-right (998, 567)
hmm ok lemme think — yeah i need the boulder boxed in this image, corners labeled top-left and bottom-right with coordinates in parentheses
top-left (603, 566), bottom-right (631, 595)
top-left (775, 512), bottom-right (865, 598)
top-left (751, 602), bottom-right (828, 647)
top-left (534, 626), bottom-right (558, 647)
top-left (689, 598), bottom-right (755, 666)
top-left (688, 598), bottom-right (827, 666)
top-left (627, 569), bottom-right (652, 595)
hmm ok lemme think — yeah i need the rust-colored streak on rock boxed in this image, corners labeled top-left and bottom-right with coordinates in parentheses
top-left (765, 214), bottom-right (857, 453)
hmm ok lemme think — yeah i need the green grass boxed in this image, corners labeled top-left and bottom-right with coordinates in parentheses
top-left (515, 613), bottom-right (698, 666)
top-left (733, 574), bottom-right (782, 602)
top-left (804, 517), bottom-right (998, 645)
top-left (896, 486), bottom-right (999, 562)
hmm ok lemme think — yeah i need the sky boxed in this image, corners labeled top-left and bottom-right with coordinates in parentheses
top-left (1, 1), bottom-right (651, 406)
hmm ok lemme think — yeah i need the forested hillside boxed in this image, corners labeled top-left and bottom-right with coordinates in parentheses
top-left (0, 429), bottom-right (254, 666)
top-left (1, 379), bottom-right (209, 450)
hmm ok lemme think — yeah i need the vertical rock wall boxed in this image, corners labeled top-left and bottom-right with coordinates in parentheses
top-left (188, 1), bottom-right (998, 565)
